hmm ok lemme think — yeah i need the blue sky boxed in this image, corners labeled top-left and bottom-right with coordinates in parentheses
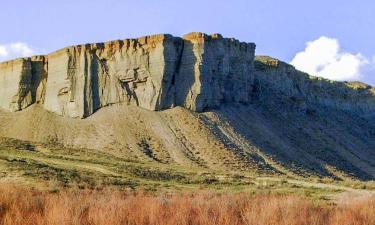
top-left (1, 0), bottom-right (375, 84)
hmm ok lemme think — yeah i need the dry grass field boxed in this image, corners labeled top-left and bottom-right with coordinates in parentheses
top-left (1, 97), bottom-right (375, 225)
top-left (0, 184), bottom-right (374, 225)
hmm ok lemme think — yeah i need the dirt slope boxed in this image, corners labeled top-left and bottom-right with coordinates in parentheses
top-left (1, 97), bottom-right (375, 181)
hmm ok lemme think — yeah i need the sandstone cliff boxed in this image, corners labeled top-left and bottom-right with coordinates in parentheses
top-left (175, 33), bottom-right (255, 111)
top-left (0, 33), bottom-right (375, 119)
top-left (0, 33), bottom-right (255, 118)
top-left (0, 56), bottom-right (47, 112)
top-left (253, 56), bottom-right (375, 117)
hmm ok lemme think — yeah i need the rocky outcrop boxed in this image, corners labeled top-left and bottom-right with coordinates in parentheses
top-left (1, 33), bottom-right (375, 119)
top-left (0, 33), bottom-right (255, 118)
top-left (0, 56), bottom-right (47, 112)
top-left (253, 56), bottom-right (375, 117)
top-left (175, 33), bottom-right (255, 111)
top-left (44, 34), bottom-right (184, 118)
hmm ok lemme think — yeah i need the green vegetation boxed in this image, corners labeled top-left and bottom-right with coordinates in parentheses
top-left (2, 137), bottom-right (374, 201)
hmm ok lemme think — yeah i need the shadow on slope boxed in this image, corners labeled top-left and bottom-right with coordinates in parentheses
top-left (200, 101), bottom-right (375, 181)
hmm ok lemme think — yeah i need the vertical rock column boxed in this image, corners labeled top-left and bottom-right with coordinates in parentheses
top-left (30, 56), bottom-right (48, 104)
top-left (0, 59), bottom-right (33, 111)
top-left (44, 47), bottom-right (83, 118)
top-left (0, 57), bottom-right (46, 112)
top-left (43, 34), bottom-right (184, 118)
top-left (175, 32), bottom-right (256, 111)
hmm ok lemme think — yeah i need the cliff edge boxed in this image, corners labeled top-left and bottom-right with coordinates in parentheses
top-left (0, 33), bottom-right (255, 118)
top-left (1, 33), bottom-right (374, 119)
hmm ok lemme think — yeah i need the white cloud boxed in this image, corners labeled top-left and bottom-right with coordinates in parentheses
top-left (290, 36), bottom-right (370, 82)
top-left (0, 42), bottom-right (35, 62)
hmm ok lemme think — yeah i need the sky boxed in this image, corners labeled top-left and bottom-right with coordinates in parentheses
top-left (1, 0), bottom-right (375, 84)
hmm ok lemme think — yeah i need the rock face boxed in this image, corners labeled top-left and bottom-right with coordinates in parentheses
top-left (0, 56), bottom-right (47, 112)
top-left (1, 33), bottom-right (375, 119)
top-left (44, 34), bottom-right (184, 118)
top-left (0, 33), bottom-right (255, 118)
top-left (253, 56), bottom-right (375, 116)
top-left (175, 33), bottom-right (255, 111)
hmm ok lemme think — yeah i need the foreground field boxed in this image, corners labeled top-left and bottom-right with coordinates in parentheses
top-left (2, 100), bottom-right (375, 182)
top-left (1, 121), bottom-right (375, 224)
top-left (0, 184), bottom-right (374, 225)
top-left (3, 136), bottom-right (375, 201)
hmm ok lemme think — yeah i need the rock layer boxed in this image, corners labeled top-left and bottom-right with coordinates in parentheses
top-left (0, 33), bottom-right (255, 118)
top-left (0, 56), bottom-right (47, 112)
top-left (44, 34), bottom-right (184, 117)
top-left (176, 33), bottom-right (255, 111)
top-left (253, 56), bottom-right (375, 116)
top-left (1, 34), bottom-right (375, 119)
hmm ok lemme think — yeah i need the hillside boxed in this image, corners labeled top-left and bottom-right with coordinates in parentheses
top-left (0, 33), bottom-right (375, 194)
top-left (1, 88), bottom-right (375, 183)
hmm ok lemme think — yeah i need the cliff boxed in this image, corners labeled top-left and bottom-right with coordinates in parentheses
top-left (253, 56), bottom-right (375, 117)
top-left (1, 34), bottom-right (375, 181)
top-left (0, 33), bottom-right (255, 118)
top-left (0, 56), bottom-right (47, 112)
top-left (0, 33), bottom-right (374, 119)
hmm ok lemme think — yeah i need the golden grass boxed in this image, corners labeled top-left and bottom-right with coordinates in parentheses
top-left (0, 184), bottom-right (374, 225)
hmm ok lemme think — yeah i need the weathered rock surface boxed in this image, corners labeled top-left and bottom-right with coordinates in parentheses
top-left (175, 32), bottom-right (255, 111)
top-left (44, 34), bottom-right (184, 117)
top-left (0, 33), bottom-right (255, 118)
top-left (253, 56), bottom-right (375, 117)
top-left (1, 33), bottom-right (375, 119)
top-left (0, 56), bottom-right (47, 112)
